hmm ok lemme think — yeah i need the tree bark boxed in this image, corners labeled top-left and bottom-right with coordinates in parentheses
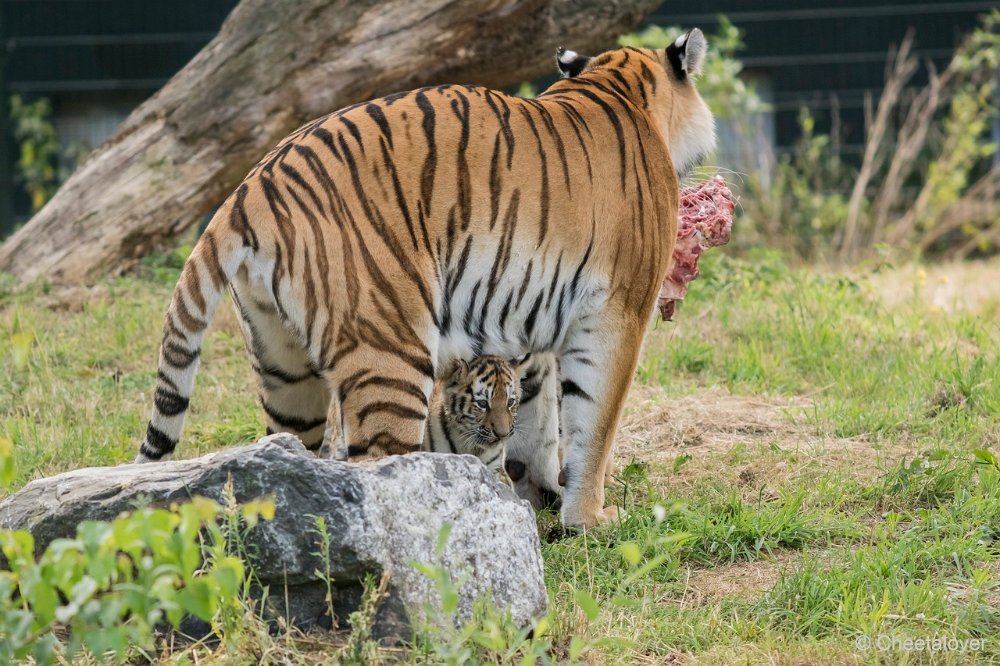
top-left (0, 0), bottom-right (660, 283)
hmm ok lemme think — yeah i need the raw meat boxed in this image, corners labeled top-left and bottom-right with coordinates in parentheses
top-left (658, 175), bottom-right (735, 320)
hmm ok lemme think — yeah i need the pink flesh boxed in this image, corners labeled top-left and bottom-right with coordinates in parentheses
top-left (658, 175), bottom-right (736, 320)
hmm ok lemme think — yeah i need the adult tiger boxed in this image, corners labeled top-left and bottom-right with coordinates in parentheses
top-left (135, 30), bottom-right (715, 529)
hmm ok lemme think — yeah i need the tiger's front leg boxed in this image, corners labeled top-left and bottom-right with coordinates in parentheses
top-left (504, 353), bottom-right (563, 509)
top-left (318, 397), bottom-right (345, 460)
top-left (558, 309), bottom-right (647, 529)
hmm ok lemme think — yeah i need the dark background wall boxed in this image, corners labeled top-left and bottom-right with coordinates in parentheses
top-left (0, 0), bottom-right (238, 234)
top-left (0, 0), bottom-right (993, 236)
top-left (654, 1), bottom-right (993, 156)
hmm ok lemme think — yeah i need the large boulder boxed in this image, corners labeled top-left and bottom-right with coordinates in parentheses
top-left (0, 434), bottom-right (547, 641)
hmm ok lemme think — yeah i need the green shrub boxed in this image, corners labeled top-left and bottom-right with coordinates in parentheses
top-left (746, 11), bottom-right (1000, 261)
top-left (0, 442), bottom-right (272, 666)
top-left (9, 96), bottom-right (89, 214)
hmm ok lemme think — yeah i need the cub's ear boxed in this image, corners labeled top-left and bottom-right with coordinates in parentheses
top-left (665, 28), bottom-right (708, 79)
top-left (444, 358), bottom-right (469, 384)
top-left (555, 47), bottom-right (591, 78)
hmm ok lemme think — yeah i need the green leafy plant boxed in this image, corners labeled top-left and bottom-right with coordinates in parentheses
top-left (9, 97), bottom-right (59, 213)
top-left (0, 437), bottom-right (14, 489)
top-left (310, 514), bottom-right (338, 627)
top-left (0, 475), bottom-right (272, 665)
top-left (9, 96), bottom-right (89, 214)
top-left (341, 572), bottom-right (390, 666)
top-left (744, 109), bottom-right (851, 258)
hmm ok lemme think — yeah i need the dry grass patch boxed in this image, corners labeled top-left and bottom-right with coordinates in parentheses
top-left (675, 550), bottom-right (800, 609)
top-left (618, 385), bottom-right (808, 454)
top-left (612, 384), bottom-right (911, 495)
top-left (867, 258), bottom-right (1000, 315)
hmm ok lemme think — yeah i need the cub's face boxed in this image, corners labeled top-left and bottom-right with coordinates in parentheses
top-left (556, 29), bottom-right (717, 178)
top-left (444, 356), bottom-right (525, 450)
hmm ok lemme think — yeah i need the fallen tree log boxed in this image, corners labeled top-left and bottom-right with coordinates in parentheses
top-left (0, 0), bottom-right (660, 284)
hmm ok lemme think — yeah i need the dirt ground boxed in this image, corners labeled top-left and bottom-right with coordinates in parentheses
top-left (611, 384), bottom-right (911, 496)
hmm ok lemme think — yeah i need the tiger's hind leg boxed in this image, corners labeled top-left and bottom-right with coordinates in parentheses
top-left (328, 328), bottom-right (436, 460)
top-left (230, 275), bottom-right (329, 451)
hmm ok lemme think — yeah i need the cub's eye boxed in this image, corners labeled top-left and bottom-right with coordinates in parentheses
top-left (506, 397), bottom-right (517, 409)
top-left (475, 398), bottom-right (490, 411)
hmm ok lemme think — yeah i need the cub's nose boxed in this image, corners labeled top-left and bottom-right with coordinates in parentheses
top-left (490, 414), bottom-right (514, 439)
top-left (491, 419), bottom-right (513, 439)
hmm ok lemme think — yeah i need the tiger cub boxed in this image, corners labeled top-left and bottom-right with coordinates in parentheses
top-left (323, 355), bottom-right (528, 472)
top-left (423, 355), bottom-right (528, 473)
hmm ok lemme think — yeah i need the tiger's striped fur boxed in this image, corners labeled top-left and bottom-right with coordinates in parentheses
top-left (136, 31), bottom-right (715, 528)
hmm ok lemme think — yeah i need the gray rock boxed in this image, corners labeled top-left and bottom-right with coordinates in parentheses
top-left (0, 434), bottom-right (547, 641)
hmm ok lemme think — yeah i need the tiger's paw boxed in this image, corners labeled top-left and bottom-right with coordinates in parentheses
top-left (599, 505), bottom-right (621, 523)
top-left (562, 504), bottom-right (622, 530)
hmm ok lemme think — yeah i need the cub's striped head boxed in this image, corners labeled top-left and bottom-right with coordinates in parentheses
top-left (555, 28), bottom-right (716, 177)
top-left (442, 355), bottom-right (530, 453)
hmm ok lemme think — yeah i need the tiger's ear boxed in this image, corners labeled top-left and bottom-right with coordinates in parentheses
top-left (665, 28), bottom-right (707, 79)
top-left (556, 47), bottom-right (591, 78)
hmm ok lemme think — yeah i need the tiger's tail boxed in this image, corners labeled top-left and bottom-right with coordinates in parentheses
top-left (135, 208), bottom-right (251, 462)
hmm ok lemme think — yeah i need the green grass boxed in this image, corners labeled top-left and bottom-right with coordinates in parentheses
top-left (640, 251), bottom-right (1000, 447)
top-left (1, 250), bottom-right (998, 663)
top-left (0, 258), bottom-right (260, 484)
